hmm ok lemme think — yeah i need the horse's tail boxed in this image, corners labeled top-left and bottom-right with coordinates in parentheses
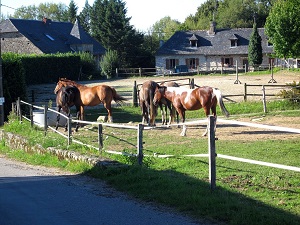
top-left (213, 88), bottom-right (229, 117)
top-left (111, 87), bottom-right (127, 106)
top-left (149, 87), bottom-right (156, 124)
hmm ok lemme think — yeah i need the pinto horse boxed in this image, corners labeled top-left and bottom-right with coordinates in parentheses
top-left (153, 85), bottom-right (229, 136)
top-left (54, 78), bottom-right (126, 131)
top-left (159, 81), bottom-right (179, 125)
top-left (55, 85), bottom-right (81, 131)
top-left (138, 80), bottom-right (159, 126)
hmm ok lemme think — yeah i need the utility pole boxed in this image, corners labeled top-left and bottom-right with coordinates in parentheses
top-left (0, 0), bottom-right (4, 126)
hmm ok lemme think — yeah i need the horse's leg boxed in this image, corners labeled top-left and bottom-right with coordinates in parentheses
top-left (75, 106), bottom-right (84, 132)
top-left (56, 106), bottom-right (61, 130)
top-left (104, 102), bottom-right (113, 123)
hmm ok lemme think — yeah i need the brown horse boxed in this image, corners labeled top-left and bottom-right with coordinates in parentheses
top-left (159, 81), bottom-right (179, 125)
top-left (54, 78), bottom-right (126, 131)
top-left (138, 80), bottom-right (159, 126)
top-left (153, 85), bottom-right (229, 136)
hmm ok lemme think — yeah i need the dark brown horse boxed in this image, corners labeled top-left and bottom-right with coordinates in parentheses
top-left (55, 85), bottom-right (81, 131)
top-left (159, 81), bottom-right (179, 125)
top-left (54, 78), bottom-right (126, 131)
top-left (153, 85), bottom-right (229, 136)
top-left (138, 80), bottom-right (159, 126)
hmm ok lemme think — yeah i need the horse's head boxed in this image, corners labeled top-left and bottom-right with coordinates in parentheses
top-left (54, 81), bottom-right (64, 94)
top-left (153, 86), bottom-right (167, 106)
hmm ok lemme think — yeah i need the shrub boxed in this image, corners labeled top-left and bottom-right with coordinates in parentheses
top-left (99, 49), bottom-right (119, 79)
top-left (278, 81), bottom-right (300, 102)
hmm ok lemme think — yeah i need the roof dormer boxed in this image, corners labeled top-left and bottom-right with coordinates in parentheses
top-left (229, 34), bottom-right (238, 47)
top-left (189, 34), bottom-right (198, 47)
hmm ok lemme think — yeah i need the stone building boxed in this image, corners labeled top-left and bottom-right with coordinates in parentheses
top-left (155, 22), bottom-right (274, 73)
top-left (0, 18), bottom-right (106, 61)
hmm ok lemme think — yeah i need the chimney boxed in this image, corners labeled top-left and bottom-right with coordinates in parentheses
top-left (42, 17), bottom-right (52, 25)
top-left (208, 21), bottom-right (216, 35)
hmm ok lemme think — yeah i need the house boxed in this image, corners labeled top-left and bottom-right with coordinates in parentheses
top-left (155, 22), bottom-right (274, 73)
top-left (0, 18), bottom-right (106, 61)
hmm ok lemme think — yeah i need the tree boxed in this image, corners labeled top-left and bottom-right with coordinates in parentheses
top-left (68, 0), bottom-right (78, 23)
top-left (99, 49), bottom-right (119, 78)
top-left (13, 3), bottom-right (68, 21)
top-left (78, 0), bottom-right (91, 33)
top-left (265, 0), bottom-right (300, 59)
top-left (91, 0), bottom-right (144, 67)
top-left (248, 21), bottom-right (263, 69)
top-left (151, 16), bottom-right (181, 41)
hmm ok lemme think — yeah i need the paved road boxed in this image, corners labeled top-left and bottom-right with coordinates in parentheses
top-left (0, 156), bottom-right (212, 225)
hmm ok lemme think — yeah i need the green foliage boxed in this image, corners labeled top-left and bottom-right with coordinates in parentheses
top-left (151, 16), bottom-right (181, 41)
top-left (91, 0), bottom-right (144, 67)
top-left (277, 81), bottom-right (300, 103)
top-left (265, 0), bottom-right (300, 58)
top-left (67, 0), bottom-right (78, 23)
top-left (13, 2), bottom-right (68, 21)
top-left (77, 52), bottom-right (98, 80)
top-left (78, 0), bottom-right (92, 33)
top-left (18, 53), bottom-right (81, 84)
top-left (248, 22), bottom-right (263, 68)
top-left (2, 53), bottom-right (27, 121)
top-left (99, 49), bottom-right (119, 79)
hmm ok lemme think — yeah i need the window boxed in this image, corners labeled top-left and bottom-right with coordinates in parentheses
top-left (45, 34), bottom-right (54, 41)
top-left (185, 58), bottom-right (199, 69)
top-left (166, 59), bottom-right (178, 69)
top-left (190, 40), bottom-right (197, 47)
top-left (230, 40), bottom-right (237, 47)
top-left (221, 57), bottom-right (233, 67)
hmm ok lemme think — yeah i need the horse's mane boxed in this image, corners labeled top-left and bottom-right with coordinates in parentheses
top-left (59, 78), bottom-right (82, 87)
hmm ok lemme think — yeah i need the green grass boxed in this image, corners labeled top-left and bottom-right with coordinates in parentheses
top-left (1, 100), bottom-right (300, 225)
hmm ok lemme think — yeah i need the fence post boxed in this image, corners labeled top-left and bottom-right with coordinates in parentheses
top-left (137, 123), bottom-right (144, 165)
top-left (30, 104), bottom-right (33, 127)
top-left (133, 81), bottom-right (138, 107)
top-left (67, 117), bottom-right (72, 145)
top-left (139, 68), bottom-right (142, 77)
top-left (98, 123), bottom-right (103, 152)
top-left (43, 105), bottom-right (48, 135)
top-left (262, 85), bottom-right (267, 113)
top-left (244, 83), bottom-right (247, 101)
top-left (17, 97), bottom-right (22, 121)
top-left (208, 116), bottom-right (216, 190)
top-left (190, 78), bottom-right (195, 89)
top-left (115, 68), bottom-right (119, 78)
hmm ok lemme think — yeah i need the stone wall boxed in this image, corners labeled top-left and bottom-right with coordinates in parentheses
top-left (0, 129), bottom-right (115, 168)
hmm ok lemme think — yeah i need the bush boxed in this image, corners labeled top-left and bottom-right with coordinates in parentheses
top-left (99, 50), bottom-right (119, 79)
top-left (2, 53), bottom-right (27, 121)
top-left (278, 81), bottom-right (300, 102)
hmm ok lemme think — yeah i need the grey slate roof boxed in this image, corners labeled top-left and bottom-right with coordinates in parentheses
top-left (0, 18), bottom-right (106, 55)
top-left (156, 28), bottom-right (273, 56)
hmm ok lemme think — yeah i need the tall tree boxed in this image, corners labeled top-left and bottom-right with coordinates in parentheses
top-left (68, 0), bottom-right (78, 23)
top-left (151, 16), bottom-right (181, 41)
top-left (13, 3), bottom-right (68, 21)
top-left (265, 0), bottom-right (300, 59)
top-left (78, 0), bottom-right (91, 33)
top-left (248, 21), bottom-right (263, 69)
top-left (91, 0), bottom-right (144, 67)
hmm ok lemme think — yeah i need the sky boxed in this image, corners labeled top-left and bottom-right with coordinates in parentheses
top-left (0, 0), bottom-right (205, 32)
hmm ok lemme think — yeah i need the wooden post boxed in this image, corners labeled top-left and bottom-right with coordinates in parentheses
top-left (43, 105), bottom-right (47, 135)
top-left (137, 123), bottom-right (144, 165)
top-left (139, 68), bottom-right (142, 77)
top-left (115, 68), bottom-right (119, 78)
top-left (30, 104), bottom-right (33, 127)
top-left (133, 81), bottom-right (138, 107)
top-left (262, 85), bottom-right (267, 113)
top-left (17, 97), bottom-right (22, 121)
top-left (67, 117), bottom-right (72, 145)
top-left (98, 123), bottom-right (103, 152)
top-left (234, 60), bottom-right (241, 84)
top-left (208, 116), bottom-right (216, 190)
top-left (244, 83), bottom-right (247, 101)
top-left (190, 78), bottom-right (195, 89)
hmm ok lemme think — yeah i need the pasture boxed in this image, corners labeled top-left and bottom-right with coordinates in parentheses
top-left (5, 72), bottom-right (300, 224)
